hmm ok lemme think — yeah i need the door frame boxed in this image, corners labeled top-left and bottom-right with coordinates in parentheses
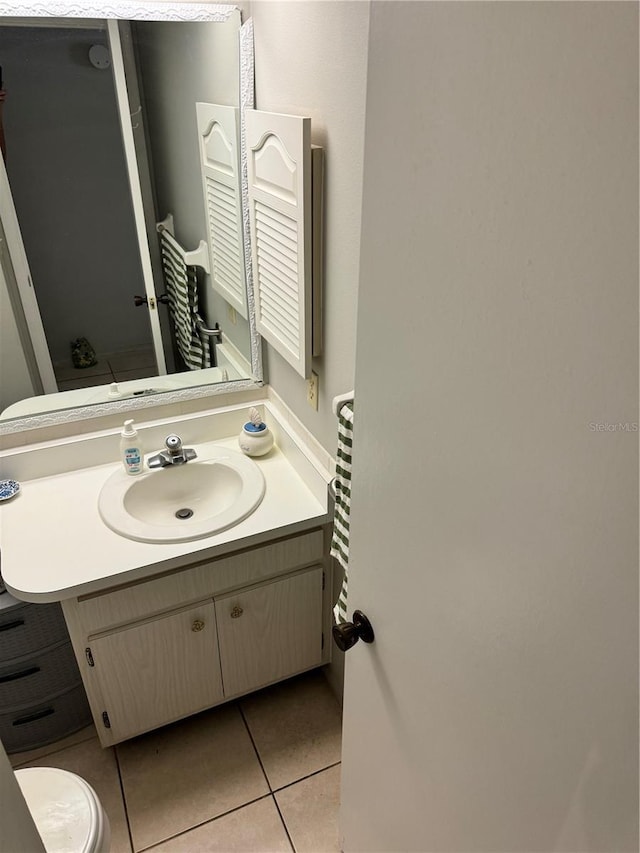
top-left (107, 19), bottom-right (168, 375)
top-left (0, 156), bottom-right (57, 394)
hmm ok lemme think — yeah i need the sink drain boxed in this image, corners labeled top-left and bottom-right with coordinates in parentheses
top-left (175, 508), bottom-right (194, 520)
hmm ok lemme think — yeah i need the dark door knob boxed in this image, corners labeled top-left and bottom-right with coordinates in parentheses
top-left (332, 610), bottom-right (375, 652)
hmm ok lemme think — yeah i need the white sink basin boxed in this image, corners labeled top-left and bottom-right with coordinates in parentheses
top-left (98, 446), bottom-right (265, 543)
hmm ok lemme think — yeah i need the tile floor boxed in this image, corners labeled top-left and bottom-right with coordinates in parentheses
top-left (10, 670), bottom-right (343, 853)
top-left (54, 346), bottom-right (157, 392)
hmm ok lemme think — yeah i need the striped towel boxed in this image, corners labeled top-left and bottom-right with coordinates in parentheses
top-left (160, 232), bottom-right (211, 370)
top-left (330, 401), bottom-right (353, 623)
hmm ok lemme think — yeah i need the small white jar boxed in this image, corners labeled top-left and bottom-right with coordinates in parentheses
top-left (238, 411), bottom-right (274, 457)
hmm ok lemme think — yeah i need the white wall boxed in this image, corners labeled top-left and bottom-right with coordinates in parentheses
top-left (134, 14), bottom-right (252, 363)
top-left (251, 0), bottom-right (370, 455)
top-left (2, 26), bottom-right (152, 364)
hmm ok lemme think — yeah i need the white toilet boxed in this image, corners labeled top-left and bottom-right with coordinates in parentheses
top-left (15, 767), bottom-right (110, 853)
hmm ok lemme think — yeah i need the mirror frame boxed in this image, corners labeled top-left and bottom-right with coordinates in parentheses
top-left (0, 1), bottom-right (262, 436)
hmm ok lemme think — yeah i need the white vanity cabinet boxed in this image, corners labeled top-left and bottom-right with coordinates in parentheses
top-left (61, 528), bottom-right (332, 746)
top-left (215, 566), bottom-right (323, 697)
top-left (87, 601), bottom-right (224, 743)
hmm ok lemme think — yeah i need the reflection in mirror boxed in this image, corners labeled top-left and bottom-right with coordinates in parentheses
top-left (0, 9), bottom-right (260, 429)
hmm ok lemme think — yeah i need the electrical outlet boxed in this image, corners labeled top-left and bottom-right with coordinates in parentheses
top-left (307, 371), bottom-right (319, 410)
top-left (227, 305), bottom-right (237, 325)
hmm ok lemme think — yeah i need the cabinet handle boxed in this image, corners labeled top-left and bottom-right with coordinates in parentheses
top-left (230, 605), bottom-right (243, 619)
top-left (0, 619), bottom-right (25, 633)
top-left (0, 666), bottom-right (40, 684)
top-left (191, 619), bottom-right (205, 632)
top-left (12, 707), bottom-right (54, 727)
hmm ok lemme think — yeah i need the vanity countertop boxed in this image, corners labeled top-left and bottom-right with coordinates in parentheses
top-left (0, 411), bottom-right (331, 603)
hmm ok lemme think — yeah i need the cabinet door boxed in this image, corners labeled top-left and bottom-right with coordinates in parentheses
top-left (89, 601), bottom-right (223, 742)
top-left (216, 566), bottom-right (323, 698)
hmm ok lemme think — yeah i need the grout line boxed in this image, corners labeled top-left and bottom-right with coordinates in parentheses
top-left (272, 760), bottom-right (342, 794)
top-left (271, 793), bottom-right (297, 852)
top-left (113, 745), bottom-right (136, 853)
top-left (237, 702), bottom-right (340, 852)
top-left (136, 793), bottom-right (274, 852)
top-left (238, 701), bottom-right (273, 792)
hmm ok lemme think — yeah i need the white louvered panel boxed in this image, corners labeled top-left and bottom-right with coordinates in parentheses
top-left (206, 176), bottom-right (243, 301)
top-left (258, 280), bottom-right (299, 325)
top-left (196, 102), bottom-right (248, 319)
top-left (255, 206), bottom-right (299, 257)
top-left (246, 109), bottom-right (312, 378)
top-left (254, 200), bottom-right (301, 357)
top-left (259, 296), bottom-right (300, 349)
top-left (257, 288), bottom-right (300, 353)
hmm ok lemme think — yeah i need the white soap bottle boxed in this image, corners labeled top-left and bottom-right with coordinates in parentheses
top-left (120, 419), bottom-right (144, 475)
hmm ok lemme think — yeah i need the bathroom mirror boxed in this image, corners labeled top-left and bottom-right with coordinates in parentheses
top-left (0, 2), bottom-right (261, 435)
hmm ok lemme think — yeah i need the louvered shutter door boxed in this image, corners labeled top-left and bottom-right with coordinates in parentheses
top-left (196, 103), bottom-right (248, 319)
top-left (246, 109), bottom-right (312, 378)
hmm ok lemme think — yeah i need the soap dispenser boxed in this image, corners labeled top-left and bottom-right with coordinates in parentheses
top-left (120, 419), bottom-right (144, 475)
top-left (238, 407), bottom-right (274, 457)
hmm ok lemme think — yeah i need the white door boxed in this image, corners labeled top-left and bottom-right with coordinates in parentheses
top-left (0, 156), bottom-right (56, 395)
top-left (340, 4), bottom-right (637, 852)
top-left (108, 20), bottom-right (167, 375)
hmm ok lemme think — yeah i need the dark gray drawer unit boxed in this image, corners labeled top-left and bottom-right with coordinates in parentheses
top-left (0, 601), bottom-right (68, 659)
top-left (0, 685), bottom-right (91, 754)
top-left (0, 591), bottom-right (91, 753)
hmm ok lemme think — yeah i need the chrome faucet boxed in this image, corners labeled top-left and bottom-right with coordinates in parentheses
top-left (147, 434), bottom-right (197, 469)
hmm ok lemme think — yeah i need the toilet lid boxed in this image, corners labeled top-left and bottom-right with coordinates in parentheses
top-left (15, 767), bottom-right (102, 853)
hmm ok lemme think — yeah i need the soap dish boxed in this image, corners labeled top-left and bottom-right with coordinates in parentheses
top-left (0, 480), bottom-right (20, 501)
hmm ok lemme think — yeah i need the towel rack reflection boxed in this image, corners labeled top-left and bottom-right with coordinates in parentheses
top-left (195, 317), bottom-right (221, 340)
top-left (156, 213), bottom-right (210, 275)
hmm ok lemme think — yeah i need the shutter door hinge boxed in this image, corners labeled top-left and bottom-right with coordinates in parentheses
top-left (322, 571), bottom-right (325, 590)
top-left (85, 647), bottom-right (95, 667)
top-left (321, 632), bottom-right (324, 650)
top-left (102, 711), bottom-right (111, 729)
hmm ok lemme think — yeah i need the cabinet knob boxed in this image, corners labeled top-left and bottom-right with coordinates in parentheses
top-left (191, 619), bottom-right (205, 632)
top-left (230, 605), bottom-right (244, 619)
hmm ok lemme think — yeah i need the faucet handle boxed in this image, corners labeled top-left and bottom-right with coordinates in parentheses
top-left (165, 434), bottom-right (182, 454)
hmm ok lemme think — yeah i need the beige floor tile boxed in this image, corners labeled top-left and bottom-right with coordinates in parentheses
top-left (54, 360), bottom-right (111, 381)
top-left (117, 704), bottom-right (269, 851)
top-left (58, 372), bottom-right (114, 391)
top-left (10, 724), bottom-right (96, 768)
top-left (240, 670), bottom-right (342, 791)
top-left (107, 347), bottom-right (156, 372)
top-left (21, 736), bottom-right (132, 853)
top-left (275, 765), bottom-right (341, 853)
top-left (112, 367), bottom-right (157, 383)
top-left (149, 797), bottom-right (292, 852)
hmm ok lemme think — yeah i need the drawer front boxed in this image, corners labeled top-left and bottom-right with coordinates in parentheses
top-left (0, 641), bottom-right (82, 712)
top-left (0, 603), bottom-right (68, 663)
top-left (0, 684), bottom-right (91, 754)
top-left (77, 529), bottom-right (325, 633)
